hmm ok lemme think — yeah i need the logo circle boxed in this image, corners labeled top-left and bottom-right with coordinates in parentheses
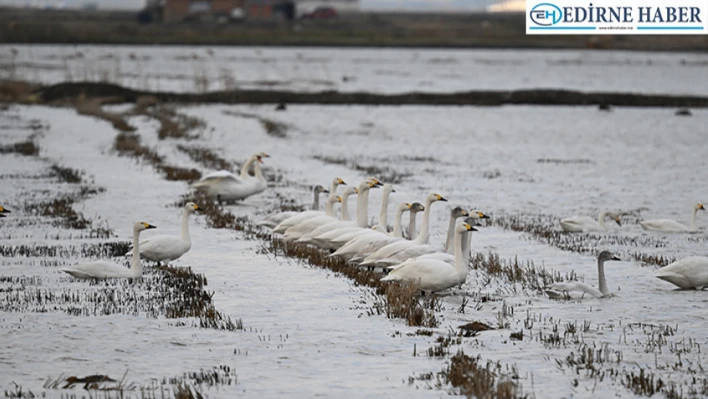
top-left (530, 3), bottom-right (563, 26)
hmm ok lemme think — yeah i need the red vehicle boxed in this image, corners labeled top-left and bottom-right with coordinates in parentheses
top-left (300, 7), bottom-right (338, 19)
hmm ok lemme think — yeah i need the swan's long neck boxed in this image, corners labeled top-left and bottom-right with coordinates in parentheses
top-left (239, 155), bottom-right (257, 179)
top-left (377, 189), bottom-right (391, 231)
top-left (444, 214), bottom-right (456, 254)
top-left (355, 187), bottom-right (370, 228)
top-left (181, 209), bottom-right (191, 247)
top-left (597, 259), bottom-right (609, 296)
top-left (414, 199), bottom-right (433, 245)
top-left (690, 207), bottom-right (698, 231)
top-left (130, 228), bottom-right (143, 277)
top-left (391, 208), bottom-right (405, 238)
top-left (252, 161), bottom-right (265, 182)
top-left (325, 197), bottom-right (336, 216)
top-left (312, 190), bottom-right (321, 211)
top-left (463, 230), bottom-right (473, 262)
top-left (408, 212), bottom-right (417, 240)
top-left (330, 181), bottom-right (339, 195)
top-left (598, 211), bottom-right (608, 228)
top-left (454, 228), bottom-right (466, 279)
top-left (341, 193), bottom-right (352, 221)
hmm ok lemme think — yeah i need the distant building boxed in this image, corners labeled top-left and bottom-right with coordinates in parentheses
top-left (161, 0), bottom-right (246, 22)
top-left (296, 0), bottom-right (359, 16)
top-left (244, 0), bottom-right (295, 19)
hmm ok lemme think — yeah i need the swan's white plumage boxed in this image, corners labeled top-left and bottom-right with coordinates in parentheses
top-left (560, 211), bottom-right (621, 232)
top-left (282, 194), bottom-right (342, 241)
top-left (271, 178), bottom-right (346, 234)
top-left (191, 152), bottom-right (270, 203)
top-left (544, 251), bottom-right (620, 299)
top-left (64, 222), bottom-right (156, 279)
top-left (655, 256), bottom-right (708, 290)
top-left (257, 184), bottom-right (329, 229)
top-left (129, 202), bottom-right (199, 264)
top-left (640, 203), bottom-right (704, 233)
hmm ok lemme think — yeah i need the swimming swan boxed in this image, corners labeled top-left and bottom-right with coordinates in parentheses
top-left (560, 211), bottom-right (621, 232)
top-left (329, 202), bottom-right (412, 261)
top-left (544, 251), bottom-right (621, 299)
top-left (127, 202), bottom-right (200, 265)
top-left (282, 193), bottom-right (343, 241)
top-left (640, 203), bottom-right (704, 233)
top-left (655, 256), bottom-right (708, 290)
top-left (359, 193), bottom-right (447, 268)
top-left (191, 152), bottom-right (270, 204)
top-left (64, 222), bottom-right (156, 279)
top-left (369, 206), bottom-right (469, 268)
top-left (271, 177), bottom-right (346, 234)
top-left (256, 184), bottom-right (330, 229)
top-left (0, 206), bottom-right (10, 217)
top-left (380, 223), bottom-right (477, 294)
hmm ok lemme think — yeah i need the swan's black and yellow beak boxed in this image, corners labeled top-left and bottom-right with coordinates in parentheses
top-left (337, 178), bottom-right (346, 185)
top-left (477, 212), bottom-right (490, 219)
top-left (463, 223), bottom-right (479, 232)
top-left (143, 222), bottom-right (157, 229)
top-left (322, 189), bottom-right (330, 194)
top-left (699, 203), bottom-right (705, 211)
top-left (614, 217), bottom-right (621, 226)
top-left (353, 187), bottom-right (359, 194)
top-left (0, 206), bottom-right (10, 215)
top-left (192, 204), bottom-right (201, 211)
top-left (257, 156), bottom-right (264, 163)
top-left (435, 194), bottom-right (448, 202)
top-left (612, 255), bottom-right (621, 261)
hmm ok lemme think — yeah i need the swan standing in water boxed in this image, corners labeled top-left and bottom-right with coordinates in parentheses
top-left (282, 193), bottom-right (343, 241)
top-left (271, 177), bottom-right (346, 234)
top-left (127, 202), bottom-right (200, 266)
top-left (305, 183), bottom-right (394, 249)
top-left (0, 206), bottom-right (10, 217)
top-left (544, 251), bottom-right (621, 299)
top-left (348, 202), bottom-right (426, 263)
top-left (64, 222), bottom-right (156, 279)
top-left (256, 185), bottom-right (330, 229)
top-left (329, 202), bottom-right (412, 261)
top-left (380, 223), bottom-right (477, 294)
top-left (640, 203), bottom-right (704, 233)
top-left (369, 206), bottom-right (468, 268)
top-left (359, 193), bottom-right (448, 268)
top-left (655, 256), bottom-right (708, 290)
top-left (191, 153), bottom-right (270, 204)
top-left (560, 211), bottom-right (622, 232)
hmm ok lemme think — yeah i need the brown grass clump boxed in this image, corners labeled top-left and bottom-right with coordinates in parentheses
top-left (470, 252), bottom-right (568, 293)
top-left (158, 165), bottom-right (202, 182)
top-left (0, 140), bottom-right (39, 156)
top-left (49, 165), bottom-right (83, 184)
top-left (442, 350), bottom-right (524, 399)
top-left (177, 145), bottom-right (233, 171)
top-left (141, 106), bottom-right (206, 140)
top-left (25, 197), bottom-right (91, 230)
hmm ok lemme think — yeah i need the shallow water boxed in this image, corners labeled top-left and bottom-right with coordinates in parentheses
top-left (2, 45), bottom-right (708, 95)
top-left (1, 46), bottom-right (708, 399)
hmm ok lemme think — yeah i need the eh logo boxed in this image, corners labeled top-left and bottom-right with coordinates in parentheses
top-left (530, 3), bottom-right (563, 26)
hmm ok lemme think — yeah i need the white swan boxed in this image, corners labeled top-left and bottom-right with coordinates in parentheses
top-left (191, 152), bottom-right (270, 204)
top-left (338, 186), bottom-right (359, 221)
top-left (271, 177), bottom-right (346, 234)
top-left (126, 202), bottom-right (200, 266)
top-left (359, 193), bottom-right (447, 268)
top-left (655, 256), bottom-right (708, 290)
top-left (640, 203), bottom-right (704, 233)
top-left (0, 206), bottom-right (10, 217)
top-left (367, 206), bottom-right (468, 268)
top-left (304, 183), bottom-right (395, 249)
top-left (329, 202), bottom-right (412, 261)
top-left (560, 211), bottom-right (621, 232)
top-left (406, 202), bottom-right (422, 239)
top-left (348, 202), bottom-right (426, 263)
top-left (544, 251), bottom-right (621, 299)
top-left (282, 193), bottom-right (343, 241)
top-left (411, 213), bottom-right (488, 266)
top-left (64, 222), bottom-right (156, 279)
top-left (256, 184), bottom-right (329, 229)
top-left (380, 222), bottom-right (476, 294)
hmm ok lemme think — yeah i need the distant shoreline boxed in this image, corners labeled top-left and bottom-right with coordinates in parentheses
top-left (1, 8), bottom-right (707, 53)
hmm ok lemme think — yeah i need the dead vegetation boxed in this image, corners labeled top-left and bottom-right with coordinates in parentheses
top-left (177, 144), bottom-right (233, 171)
top-left (469, 251), bottom-right (574, 294)
top-left (25, 196), bottom-right (92, 230)
top-left (223, 110), bottom-right (288, 138)
top-left (0, 140), bottom-right (39, 156)
top-left (113, 132), bottom-right (202, 182)
top-left (49, 164), bottom-right (83, 184)
top-left (441, 350), bottom-right (524, 399)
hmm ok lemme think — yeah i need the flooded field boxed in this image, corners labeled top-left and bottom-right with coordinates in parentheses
top-left (1, 45), bottom-right (707, 399)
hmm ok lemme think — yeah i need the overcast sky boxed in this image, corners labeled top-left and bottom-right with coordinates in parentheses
top-left (0, 0), bottom-right (496, 11)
